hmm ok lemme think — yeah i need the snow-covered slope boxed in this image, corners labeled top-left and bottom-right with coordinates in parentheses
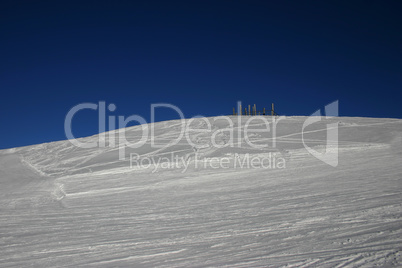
top-left (1, 116), bottom-right (401, 267)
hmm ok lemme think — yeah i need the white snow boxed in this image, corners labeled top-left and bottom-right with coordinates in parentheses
top-left (0, 116), bottom-right (401, 267)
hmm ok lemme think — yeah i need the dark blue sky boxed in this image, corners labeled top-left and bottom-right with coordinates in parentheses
top-left (1, 0), bottom-right (401, 149)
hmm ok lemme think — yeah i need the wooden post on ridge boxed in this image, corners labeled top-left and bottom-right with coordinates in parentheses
top-left (248, 105), bottom-right (251, 116)
top-left (271, 103), bottom-right (274, 116)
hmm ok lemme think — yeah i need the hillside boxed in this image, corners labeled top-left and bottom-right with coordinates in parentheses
top-left (0, 115), bottom-right (401, 267)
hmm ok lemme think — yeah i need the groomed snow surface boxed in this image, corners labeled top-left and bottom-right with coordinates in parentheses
top-left (1, 116), bottom-right (402, 267)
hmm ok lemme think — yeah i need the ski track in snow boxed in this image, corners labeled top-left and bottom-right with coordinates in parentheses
top-left (0, 116), bottom-right (402, 267)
